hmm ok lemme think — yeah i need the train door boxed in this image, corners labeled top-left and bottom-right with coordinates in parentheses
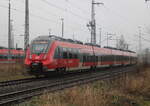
top-left (83, 53), bottom-right (87, 67)
top-left (95, 55), bottom-right (98, 66)
top-left (78, 50), bottom-right (83, 69)
top-left (54, 47), bottom-right (63, 68)
top-left (67, 48), bottom-right (78, 70)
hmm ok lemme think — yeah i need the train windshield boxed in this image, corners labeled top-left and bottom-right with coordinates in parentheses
top-left (31, 41), bottom-right (50, 54)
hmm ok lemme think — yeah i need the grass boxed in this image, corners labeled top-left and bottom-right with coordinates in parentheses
top-left (0, 63), bottom-right (33, 82)
top-left (23, 65), bottom-right (150, 106)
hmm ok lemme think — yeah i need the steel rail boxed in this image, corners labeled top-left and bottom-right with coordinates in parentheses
top-left (0, 71), bottom-right (83, 88)
top-left (0, 78), bottom-right (39, 88)
top-left (0, 66), bottom-right (136, 105)
top-left (0, 70), bottom-right (96, 88)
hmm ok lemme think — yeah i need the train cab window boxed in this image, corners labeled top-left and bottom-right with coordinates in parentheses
top-left (31, 40), bottom-right (50, 54)
top-left (63, 52), bottom-right (68, 59)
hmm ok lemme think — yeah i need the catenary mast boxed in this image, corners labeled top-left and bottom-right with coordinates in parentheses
top-left (24, 0), bottom-right (29, 52)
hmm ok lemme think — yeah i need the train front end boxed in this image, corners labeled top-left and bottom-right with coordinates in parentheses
top-left (25, 36), bottom-right (52, 75)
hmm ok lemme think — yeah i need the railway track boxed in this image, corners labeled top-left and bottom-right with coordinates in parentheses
top-left (0, 78), bottom-right (38, 88)
top-left (0, 71), bottom-right (82, 88)
top-left (0, 66), bottom-right (137, 105)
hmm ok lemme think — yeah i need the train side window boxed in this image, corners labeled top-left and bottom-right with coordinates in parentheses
top-left (87, 54), bottom-right (90, 62)
top-left (95, 56), bottom-right (98, 62)
top-left (122, 56), bottom-right (124, 61)
top-left (76, 49), bottom-right (79, 59)
top-left (118, 55), bottom-right (120, 61)
top-left (98, 55), bottom-right (101, 62)
top-left (106, 55), bottom-right (109, 61)
top-left (89, 55), bottom-right (92, 62)
top-left (63, 48), bottom-right (68, 59)
top-left (72, 49), bottom-right (75, 59)
top-left (54, 47), bottom-right (59, 59)
top-left (14, 55), bottom-right (18, 59)
top-left (0, 55), bottom-right (2, 59)
top-left (101, 56), bottom-right (103, 62)
top-left (92, 55), bottom-right (95, 62)
top-left (111, 55), bottom-right (113, 61)
top-left (105, 55), bottom-right (108, 61)
top-left (12, 55), bottom-right (14, 59)
top-left (69, 51), bottom-right (73, 59)
top-left (108, 55), bottom-right (110, 61)
top-left (118, 55), bottom-right (121, 61)
top-left (116, 55), bottom-right (119, 61)
top-left (112, 55), bottom-right (114, 61)
top-left (4, 55), bottom-right (8, 59)
top-left (59, 47), bottom-right (63, 58)
top-left (74, 49), bottom-right (78, 59)
top-left (117, 56), bottom-right (119, 61)
top-left (79, 53), bottom-right (83, 62)
top-left (109, 55), bottom-right (111, 61)
top-left (83, 54), bottom-right (86, 62)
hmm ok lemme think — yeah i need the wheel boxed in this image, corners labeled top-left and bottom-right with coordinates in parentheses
top-left (56, 67), bottom-right (66, 75)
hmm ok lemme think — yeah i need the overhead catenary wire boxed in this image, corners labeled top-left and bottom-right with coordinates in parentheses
top-left (0, 4), bottom-right (90, 40)
top-left (0, 1), bottom-right (128, 38)
top-left (0, 4), bottom-right (58, 24)
top-left (41, 0), bottom-right (90, 21)
top-left (0, 0), bottom-right (142, 48)
top-left (15, 0), bottom-right (88, 33)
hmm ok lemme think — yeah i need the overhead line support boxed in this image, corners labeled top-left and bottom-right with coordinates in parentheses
top-left (88, 0), bottom-right (104, 45)
top-left (8, 0), bottom-right (11, 60)
top-left (25, 0), bottom-right (29, 52)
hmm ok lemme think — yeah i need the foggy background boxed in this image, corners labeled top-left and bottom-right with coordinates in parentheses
top-left (0, 0), bottom-right (150, 51)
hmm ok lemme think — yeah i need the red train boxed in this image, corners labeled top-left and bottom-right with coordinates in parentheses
top-left (25, 35), bottom-right (137, 75)
top-left (0, 47), bottom-right (24, 63)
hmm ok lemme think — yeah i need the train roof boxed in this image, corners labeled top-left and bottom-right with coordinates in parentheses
top-left (104, 46), bottom-right (136, 53)
top-left (34, 35), bottom-right (84, 45)
top-left (34, 35), bottom-right (136, 54)
top-left (0, 46), bottom-right (7, 49)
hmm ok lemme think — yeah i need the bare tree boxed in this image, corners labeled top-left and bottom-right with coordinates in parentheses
top-left (116, 35), bottom-right (128, 50)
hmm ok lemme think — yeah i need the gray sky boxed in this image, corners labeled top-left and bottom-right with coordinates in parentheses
top-left (0, 0), bottom-right (150, 51)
